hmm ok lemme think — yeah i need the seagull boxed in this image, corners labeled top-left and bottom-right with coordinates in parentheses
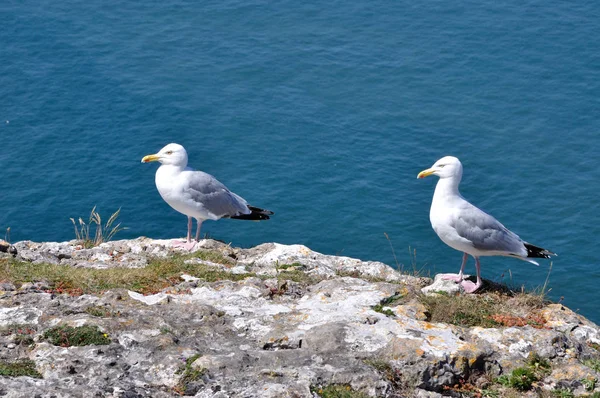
top-left (141, 143), bottom-right (273, 249)
top-left (417, 156), bottom-right (555, 293)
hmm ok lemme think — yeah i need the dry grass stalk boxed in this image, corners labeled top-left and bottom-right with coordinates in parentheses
top-left (70, 206), bottom-right (127, 248)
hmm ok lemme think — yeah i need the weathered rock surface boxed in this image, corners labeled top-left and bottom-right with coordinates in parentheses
top-left (0, 238), bottom-right (598, 397)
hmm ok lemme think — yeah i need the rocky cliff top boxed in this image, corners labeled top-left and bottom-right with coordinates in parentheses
top-left (0, 238), bottom-right (598, 398)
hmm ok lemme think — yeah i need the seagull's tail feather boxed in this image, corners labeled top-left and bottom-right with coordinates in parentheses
top-left (230, 206), bottom-right (273, 221)
top-left (524, 242), bottom-right (556, 259)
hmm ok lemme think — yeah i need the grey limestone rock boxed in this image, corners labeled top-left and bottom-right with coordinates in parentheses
top-left (0, 238), bottom-right (598, 397)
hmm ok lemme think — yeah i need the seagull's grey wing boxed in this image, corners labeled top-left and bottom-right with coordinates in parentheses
top-left (452, 204), bottom-right (527, 256)
top-left (185, 171), bottom-right (250, 218)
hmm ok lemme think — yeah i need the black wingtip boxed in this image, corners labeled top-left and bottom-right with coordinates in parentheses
top-left (524, 242), bottom-right (556, 259)
top-left (247, 205), bottom-right (274, 216)
top-left (230, 205), bottom-right (273, 221)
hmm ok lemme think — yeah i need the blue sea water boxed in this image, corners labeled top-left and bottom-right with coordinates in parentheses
top-left (1, 1), bottom-right (599, 322)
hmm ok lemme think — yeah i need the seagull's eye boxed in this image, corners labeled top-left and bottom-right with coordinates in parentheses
top-left (438, 164), bottom-right (446, 168)
top-left (166, 151), bottom-right (173, 155)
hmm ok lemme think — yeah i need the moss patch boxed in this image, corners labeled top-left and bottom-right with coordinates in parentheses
top-left (174, 354), bottom-right (206, 395)
top-left (372, 304), bottom-right (395, 317)
top-left (0, 359), bottom-right (42, 378)
top-left (43, 325), bottom-right (111, 347)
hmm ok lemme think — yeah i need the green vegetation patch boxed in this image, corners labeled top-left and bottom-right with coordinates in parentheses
top-left (379, 292), bottom-right (406, 306)
top-left (334, 270), bottom-right (389, 283)
top-left (552, 388), bottom-right (575, 398)
top-left (421, 294), bottom-right (500, 327)
top-left (0, 250), bottom-right (255, 295)
top-left (527, 352), bottom-right (551, 375)
top-left (420, 291), bottom-right (547, 328)
top-left (0, 324), bottom-right (36, 346)
top-left (43, 325), bottom-right (111, 347)
top-left (0, 359), bottom-right (42, 378)
top-left (497, 367), bottom-right (537, 391)
top-left (186, 249), bottom-right (235, 266)
top-left (310, 384), bottom-right (369, 398)
top-left (581, 376), bottom-right (597, 392)
top-left (0, 324), bottom-right (36, 336)
top-left (174, 354), bottom-right (206, 395)
top-left (583, 359), bottom-right (600, 373)
top-left (486, 352), bottom-right (554, 395)
top-left (363, 359), bottom-right (404, 390)
top-left (276, 262), bottom-right (303, 270)
top-left (372, 304), bottom-right (395, 317)
top-left (85, 305), bottom-right (120, 318)
top-left (276, 269), bottom-right (315, 284)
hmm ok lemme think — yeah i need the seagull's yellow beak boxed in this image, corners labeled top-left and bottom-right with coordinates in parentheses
top-left (417, 168), bottom-right (436, 179)
top-left (141, 153), bottom-right (160, 163)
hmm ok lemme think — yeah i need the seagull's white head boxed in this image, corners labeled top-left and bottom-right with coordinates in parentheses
top-left (141, 143), bottom-right (188, 167)
top-left (417, 156), bottom-right (463, 180)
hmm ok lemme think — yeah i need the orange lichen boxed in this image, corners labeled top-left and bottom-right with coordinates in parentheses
top-left (489, 313), bottom-right (548, 329)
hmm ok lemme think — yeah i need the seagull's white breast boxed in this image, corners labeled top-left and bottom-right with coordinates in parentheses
top-left (154, 165), bottom-right (216, 220)
top-left (429, 192), bottom-right (479, 256)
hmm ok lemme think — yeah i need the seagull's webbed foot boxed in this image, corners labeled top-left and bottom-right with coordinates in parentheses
top-left (460, 279), bottom-right (482, 293)
top-left (171, 239), bottom-right (197, 251)
top-left (441, 273), bottom-right (464, 283)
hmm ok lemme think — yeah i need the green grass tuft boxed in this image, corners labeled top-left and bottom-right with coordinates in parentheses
top-left (421, 294), bottom-right (500, 327)
top-left (497, 367), bottom-right (537, 391)
top-left (552, 388), bottom-right (575, 398)
top-left (185, 249), bottom-right (234, 265)
top-left (85, 305), bottom-right (120, 318)
top-left (527, 352), bottom-right (551, 375)
top-left (276, 262), bottom-right (303, 270)
top-left (480, 389), bottom-right (500, 397)
top-left (0, 252), bottom-right (255, 296)
top-left (581, 376), bottom-right (597, 391)
top-left (583, 359), bottom-right (600, 373)
top-left (43, 325), bottom-right (111, 347)
top-left (420, 291), bottom-right (547, 328)
top-left (310, 384), bottom-right (369, 398)
top-left (0, 359), bottom-right (42, 378)
top-left (275, 269), bottom-right (315, 284)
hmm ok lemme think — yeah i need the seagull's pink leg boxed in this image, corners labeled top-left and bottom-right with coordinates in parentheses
top-left (195, 220), bottom-right (203, 242)
top-left (172, 217), bottom-right (196, 250)
top-left (442, 253), bottom-right (468, 283)
top-left (461, 256), bottom-right (483, 293)
top-left (187, 217), bottom-right (193, 242)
